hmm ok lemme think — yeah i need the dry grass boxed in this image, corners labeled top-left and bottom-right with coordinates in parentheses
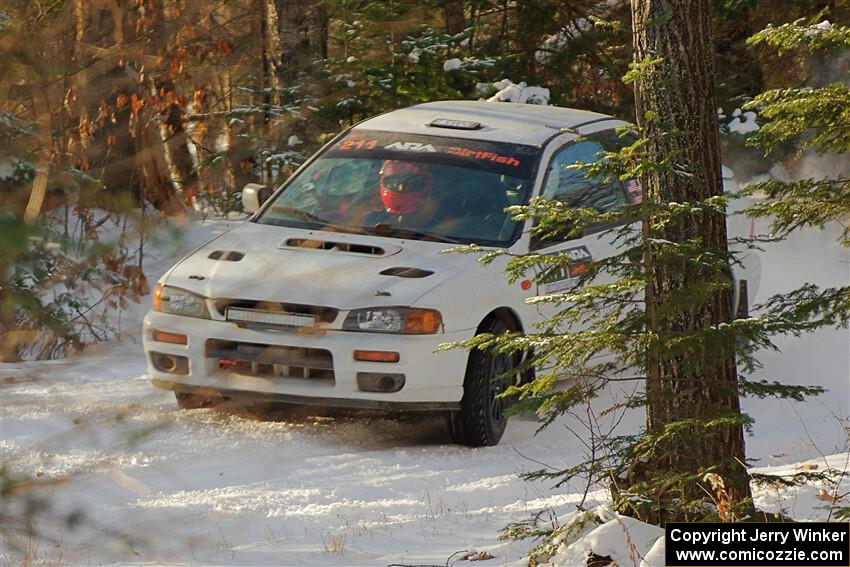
top-left (321, 531), bottom-right (347, 555)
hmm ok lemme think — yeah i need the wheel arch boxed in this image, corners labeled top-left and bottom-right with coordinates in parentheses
top-left (476, 306), bottom-right (524, 334)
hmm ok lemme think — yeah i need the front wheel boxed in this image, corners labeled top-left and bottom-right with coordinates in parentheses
top-left (449, 318), bottom-right (518, 447)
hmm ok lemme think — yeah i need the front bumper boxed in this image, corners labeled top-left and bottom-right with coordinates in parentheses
top-left (142, 311), bottom-right (470, 410)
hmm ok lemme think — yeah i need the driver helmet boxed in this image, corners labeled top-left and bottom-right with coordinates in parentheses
top-left (379, 160), bottom-right (432, 215)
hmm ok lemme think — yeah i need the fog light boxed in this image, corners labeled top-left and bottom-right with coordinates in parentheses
top-left (357, 372), bottom-right (405, 393)
top-left (353, 350), bottom-right (400, 363)
top-left (152, 330), bottom-right (188, 345)
top-left (150, 352), bottom-right (189, 375)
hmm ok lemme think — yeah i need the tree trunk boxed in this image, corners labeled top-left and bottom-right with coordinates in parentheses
top-left (134, 119), bottom-right (183, 214)
top-left (276, 0), bottom-right (326, 82)
top-left (147, 61), bottom-right (198, 207)
top-left (23, 89), bottom-right (52, 223)
top-left (260, 0), bottom-right (279, 125)
top-left (627, 0), bottom-right (752, 522)
top-left (443, 1), bottom-right (466, 35)
top-left (151, 4), bottom-right (199, 206)
top-left (514, 1), bottom-right (550, 79)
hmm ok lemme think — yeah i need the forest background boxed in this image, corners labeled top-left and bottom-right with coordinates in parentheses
top-left (1, 0), bottom-right (848, 359)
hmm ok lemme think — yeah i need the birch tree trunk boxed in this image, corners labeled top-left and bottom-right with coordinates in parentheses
top-left (23, 90), bottom-right (52, 223)
top-left (151, 2), bottom-right (198, 205)
top-left (628, 0), bottom-right (752, 522)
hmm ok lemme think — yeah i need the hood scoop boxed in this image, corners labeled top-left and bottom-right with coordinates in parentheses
top-left (283, 238), bottom-right (386, 256)
top-left (380, 267), bottom-right (434, 278)
top-left (208, 250), bottom-right (245, 261)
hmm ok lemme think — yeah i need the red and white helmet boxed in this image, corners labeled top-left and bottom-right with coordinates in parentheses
top-left (379, 160), bottom-right (432, 215)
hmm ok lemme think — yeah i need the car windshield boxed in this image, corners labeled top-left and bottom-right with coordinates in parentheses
top-left (255, 130), bottom-right (540, 245)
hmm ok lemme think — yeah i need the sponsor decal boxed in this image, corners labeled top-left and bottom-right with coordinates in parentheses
top-left (447, 147), bottom-right (521, 167)
top-left (538, 246), bottom-right (593, 294)
top-left (384, 141), bottom-right (437, 152)
top-left (329, 131), bottom-right (538, 178)
top-left (336, 138), bottom-right (521, 165)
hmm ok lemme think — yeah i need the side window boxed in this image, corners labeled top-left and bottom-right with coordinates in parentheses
top-left (532, 136), bottom-right (639, 250)
top-left (542, 140), bottom-right (625, 212)
top-left (598, 130), bottom-right (642, 206)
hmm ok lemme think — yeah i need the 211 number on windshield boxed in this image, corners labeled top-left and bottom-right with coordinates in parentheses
top-left (339, 139), bottom-right (379, 151)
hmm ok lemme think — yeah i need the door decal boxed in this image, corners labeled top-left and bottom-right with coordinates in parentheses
top-left (537, 245), bottom-right (593, 294)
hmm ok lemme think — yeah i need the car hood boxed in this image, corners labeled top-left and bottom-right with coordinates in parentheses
top-left (163, 221), bottom-right (484, 309)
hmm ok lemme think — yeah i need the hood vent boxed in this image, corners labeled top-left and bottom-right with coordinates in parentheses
top-left (208, 250), bottom-right (245, 261)
top-left (284, 238), bottom-right (385, 256)
top-left (380, 267), bottom-right (434, 278)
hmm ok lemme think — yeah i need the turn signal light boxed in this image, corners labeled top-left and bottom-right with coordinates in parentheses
top-left (152, 282), bottom-right (164, 311)
top-left (152, 330), bottom-right (188, 345)
top-left (353, 350), bottom-right (400, 363)
top-left (404, 309), bottom-right (442, 334)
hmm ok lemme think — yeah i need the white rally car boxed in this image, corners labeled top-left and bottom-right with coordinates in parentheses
top-left (143, 100), bottom-right (715, 446)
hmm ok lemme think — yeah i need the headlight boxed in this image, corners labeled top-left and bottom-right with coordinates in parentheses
top-left (342, 307), bottom-right (442, 334)
top-left (152, 283), bottom-right (210, 319)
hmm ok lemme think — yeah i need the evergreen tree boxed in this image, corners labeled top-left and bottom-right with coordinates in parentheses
top-left (454, 1), bottom-right (834, 529)
top-left (741, 19), bottom-right (850, 512)
top-left (743, 15), bottom-right (850, 256)
top-left (624, 0), bottom-right (751, 522)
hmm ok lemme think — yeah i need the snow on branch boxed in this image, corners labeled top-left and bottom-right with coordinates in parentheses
top-left (485, 79), bottom-right (550, 105)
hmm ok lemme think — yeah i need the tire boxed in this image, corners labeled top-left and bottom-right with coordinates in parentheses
top-left (449, 318), bottom-right (518, 447)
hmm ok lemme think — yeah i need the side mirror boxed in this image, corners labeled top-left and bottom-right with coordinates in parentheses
top-left (242, 183), bottom-right (271, 213)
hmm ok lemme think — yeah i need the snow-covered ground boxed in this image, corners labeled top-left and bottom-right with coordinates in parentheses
top-left (2, 213), bottom-right (848, 566)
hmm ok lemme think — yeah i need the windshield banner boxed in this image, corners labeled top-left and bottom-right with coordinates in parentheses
top-left (329, 130), bottom-right (539, 179)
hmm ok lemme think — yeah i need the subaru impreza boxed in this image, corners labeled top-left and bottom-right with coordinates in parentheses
top-left (144, 100), bottom-right (687, 446)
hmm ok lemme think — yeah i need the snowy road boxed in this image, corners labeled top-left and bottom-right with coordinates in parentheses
top-left (3, 338), bottom-right (614, 566)
top-left (3, 331), bottom-right (847, 567)
top-left (2, 217), bottom-right (848, 566)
